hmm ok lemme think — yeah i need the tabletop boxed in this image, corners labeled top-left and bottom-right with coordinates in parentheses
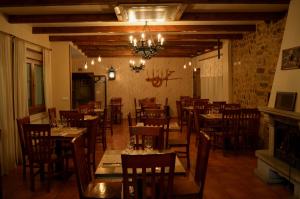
top-left (95, 150), bottom-right (186, 179)
top-left (84, 115), bottom-right (98, 121)
top-left (94, 108), bottom-right (104, 113)
top-left (200, 113), bottom-right (222, 120)
top-left (51, 127), bottom-right (86, 140)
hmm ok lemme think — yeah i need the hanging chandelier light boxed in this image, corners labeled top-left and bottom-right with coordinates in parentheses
top-left (129, 59), bottom-right (146, 73)
top-left (129, 21), bottom-right (164, 60)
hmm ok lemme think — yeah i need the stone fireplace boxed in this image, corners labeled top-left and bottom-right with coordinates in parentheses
top-left (256, 107), bottom-right (300, 198)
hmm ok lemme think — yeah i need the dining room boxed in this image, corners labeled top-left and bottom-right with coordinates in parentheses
top-left (0, 0), bottom-right (300, 199)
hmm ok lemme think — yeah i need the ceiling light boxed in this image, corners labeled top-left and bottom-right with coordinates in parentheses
top-left (194, 68), bottom-right (197, 72)
top-left (129, 21), bottom-right (164, 59)
top-left (98, 56), bottom-right (102, 62)
top-left (84, 62), bottom-right (88, 70)
top-left (183, 64), bottom-right (186, 69)
top-left (91, 59), bottom-right (95, 65)
top-left (188, 61), bottom-right (192, 66)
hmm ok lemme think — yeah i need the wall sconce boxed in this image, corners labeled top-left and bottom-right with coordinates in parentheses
top-left (108, 66), bottom-right (116, 80)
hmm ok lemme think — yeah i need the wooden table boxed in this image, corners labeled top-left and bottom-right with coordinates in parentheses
top-left (84, 115), bottom-right (98, 121)
top-left (200, 113), bottom-right (222, 121)
top-left (94, 108), bottom-right (104, 113)
top-left (95, 150), bottom-right (186, 179)
top-left (51, 127), bottom-right (86, 140)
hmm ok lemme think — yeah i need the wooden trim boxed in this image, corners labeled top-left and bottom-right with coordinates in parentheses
top-left (0, 0), bottom-right (290, 7)
top-left (33, 25), bottom-right (255, 34)
top-left (8, 14), bottom-right (117, 23)
top-left (50, 34), bottom-right (243, 42)
top-left (181, 12), bottom-right (286, 21)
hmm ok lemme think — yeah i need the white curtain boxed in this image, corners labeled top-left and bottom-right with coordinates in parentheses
top-left (199, 57), bottom-right (224, 101)
top-left (0, 33), bottom-right (17, 174)
top-left (43, 49), bottom-right (53, 109)
top-left (13, 38), bottom-right (28, 163)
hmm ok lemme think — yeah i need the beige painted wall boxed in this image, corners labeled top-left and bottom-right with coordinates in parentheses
top-left (0, 14), bottom-right (50, 48)
top-left (72, 57), bottom-right (193, 117)
top-left (192, 40), bottom-right (232, 102)
top-left (51, 42), bottom-right (72, 112)
top-left (268, 0), bottom-right (300, 112)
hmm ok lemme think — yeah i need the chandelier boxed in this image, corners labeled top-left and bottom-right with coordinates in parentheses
top-left (129, 22), bottom-right (164, 60)
top-left (129, 59), bottom-right (146, 73)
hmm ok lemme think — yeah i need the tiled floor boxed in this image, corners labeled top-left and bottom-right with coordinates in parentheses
top-left (2, 120), bottom-right (293, 199)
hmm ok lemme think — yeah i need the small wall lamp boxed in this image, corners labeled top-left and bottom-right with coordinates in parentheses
top-left (108, 66), bottom-right (116, 80)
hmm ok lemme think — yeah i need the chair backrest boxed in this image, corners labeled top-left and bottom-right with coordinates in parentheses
top-left (129, 126), bottom-right (164, 150)
top-left (240, 108), bottom-right (260, 133)
top-left (176, 100), bottom-right (182, 118)
top-left (142, 109), bottom-right (165, 119)
top-left (59, 110), bottom-right (78, 122)
top-left (23, 124), bottom-right (53, 163)
top-left (186, 112), bottom-right (194, 145)
top-left (121, 152), bottom-right (176, 199)
top-left (78, 104), bottom-right (94, 115)
top-left (64, 112), bottom-right (84, 127)
top-left (48, 107), bottom-right (57, 127)
top-left (71, 134), bottom-right (92, 199)
top-left (193, 99), bottom-right (209, 109)
top-left (222, 109), bottom-right (241, 134)
top-left (194, 131), bottom-right (211, 199)
top-left (16, 116), bottom-right (30, 154)
top-left (94, 101), bottom-right (101, 109)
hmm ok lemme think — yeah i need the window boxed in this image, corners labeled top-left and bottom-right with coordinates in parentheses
top-left (26, 48), bottom-right (45, 115)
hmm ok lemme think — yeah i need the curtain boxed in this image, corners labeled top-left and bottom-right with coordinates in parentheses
top-left (0, 33), bottom-right (17, 174)
top-left (13, 38), bottom-right (28, 163)
top-left (199, 57), bottom-right (224, 101)
top-left (43, 49), bottom-right (53, 109)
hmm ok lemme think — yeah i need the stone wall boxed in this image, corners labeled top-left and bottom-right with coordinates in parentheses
top-left (232, 18), bottom-right (286, 107)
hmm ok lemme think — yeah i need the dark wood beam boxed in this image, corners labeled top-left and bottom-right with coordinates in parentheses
top-left (0, 0), bottom-right (290, 7)
top-left (181, 12), bottom-right (286, 21)
top-left (78, 45), bottom-right (211, 51)
top-left (33, 25), bottom-right (255, 34)
top-left (7, 14), bottom-right (117, 23)
top-left (50, 34), bottom-right (242, 42)
top-left (74, 40), bottom-right (220, 46)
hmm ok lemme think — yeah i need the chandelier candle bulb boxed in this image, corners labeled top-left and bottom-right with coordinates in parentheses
top-left (129, 35), bottom-right (133, 43)
top-left (148, 40), bottom-right (152, 46)
top-left (157, 33), bottom-right (161, 42)
top-left (161, 38), bottom-right (164, 45)
top-left (141, 33), bottom-right (145, 41)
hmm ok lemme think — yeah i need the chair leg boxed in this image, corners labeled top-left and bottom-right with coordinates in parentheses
top-left (29, 163), bottom-right (35, 192)
top-left (22, 155), bottom-right (27, 180)
top-left (186, 145), bottom-right (190, 169)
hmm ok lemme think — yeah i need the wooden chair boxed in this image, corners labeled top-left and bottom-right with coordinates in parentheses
top-left (103, 108), bottom-right (113, 135)
top-left (173, 131), bottom-right (211, 199)
top-left (64, 112), bottom-right (84, 127)
top-left (72, 134), bottom-right (122, 199)
top-left (59, 110), bottom-right (78, 123)
top-left (110, 97), bottom-right (123, 124)
top-left (134, 98), bottom-right (142, 123)
top-left (48, 108), bottom-right (57, 127)
top-left (222, 109), bottom-right (241, 150)
top-left (176, 100), bottom-right (184, 132)
top-left (16, 116), bottom-right (31, 180)
top-left (23, 124), bottom-right (55, 192)
top-left (97, 110), bottom-right (107, 151)
top-left (143, 117), bottom-right (169, 148)
top-left (168, 112), bottom-right (193, 169)
top-left (213, 101), bottom-right (226, 112)
top-left (78, 104), bottom-right (94, 115)
top-left (121, 152), bottom-right (176, 199)
top-left (129, 126), bottom-right (164, 150)
top-left (142, 109), bottom-right (165, 120)
top-left (240, 108), bottom-right (260, 150)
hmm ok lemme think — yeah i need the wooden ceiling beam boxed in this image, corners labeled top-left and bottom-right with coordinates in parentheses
top-left (181, 12), bottom-right (286, 21)
top-left (74, 40), bottom-right (220, 46)
top-left (78, 45), bottom-right (212, 51)
top-left (7, 14), bottom-right (117, 23)
top-left (49, 34), bottom-right (242, 42)
top-left (33, 25), bottom-right (255, 34)
top-left (7, 11), bottom-right (286, 23)
top-left (0, 0), bottom-right (290, 7)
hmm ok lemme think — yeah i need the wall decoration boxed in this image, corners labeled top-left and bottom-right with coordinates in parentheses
top-left (281, 46), bottom-right (300, 70)
top-left (146, 68), bottom-right (181, 87)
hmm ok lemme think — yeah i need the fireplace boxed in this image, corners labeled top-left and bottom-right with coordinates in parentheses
top-left (274, 120), bottom-right (300, 170)
top-left (255, 107), bottom-right (300, 198)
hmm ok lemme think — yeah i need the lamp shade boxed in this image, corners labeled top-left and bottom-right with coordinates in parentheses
top-left (108, 66), bottom-right (116, 80)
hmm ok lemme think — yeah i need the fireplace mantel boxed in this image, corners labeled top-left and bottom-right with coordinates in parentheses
top-left (259, 107), bottom-right (300, 121)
